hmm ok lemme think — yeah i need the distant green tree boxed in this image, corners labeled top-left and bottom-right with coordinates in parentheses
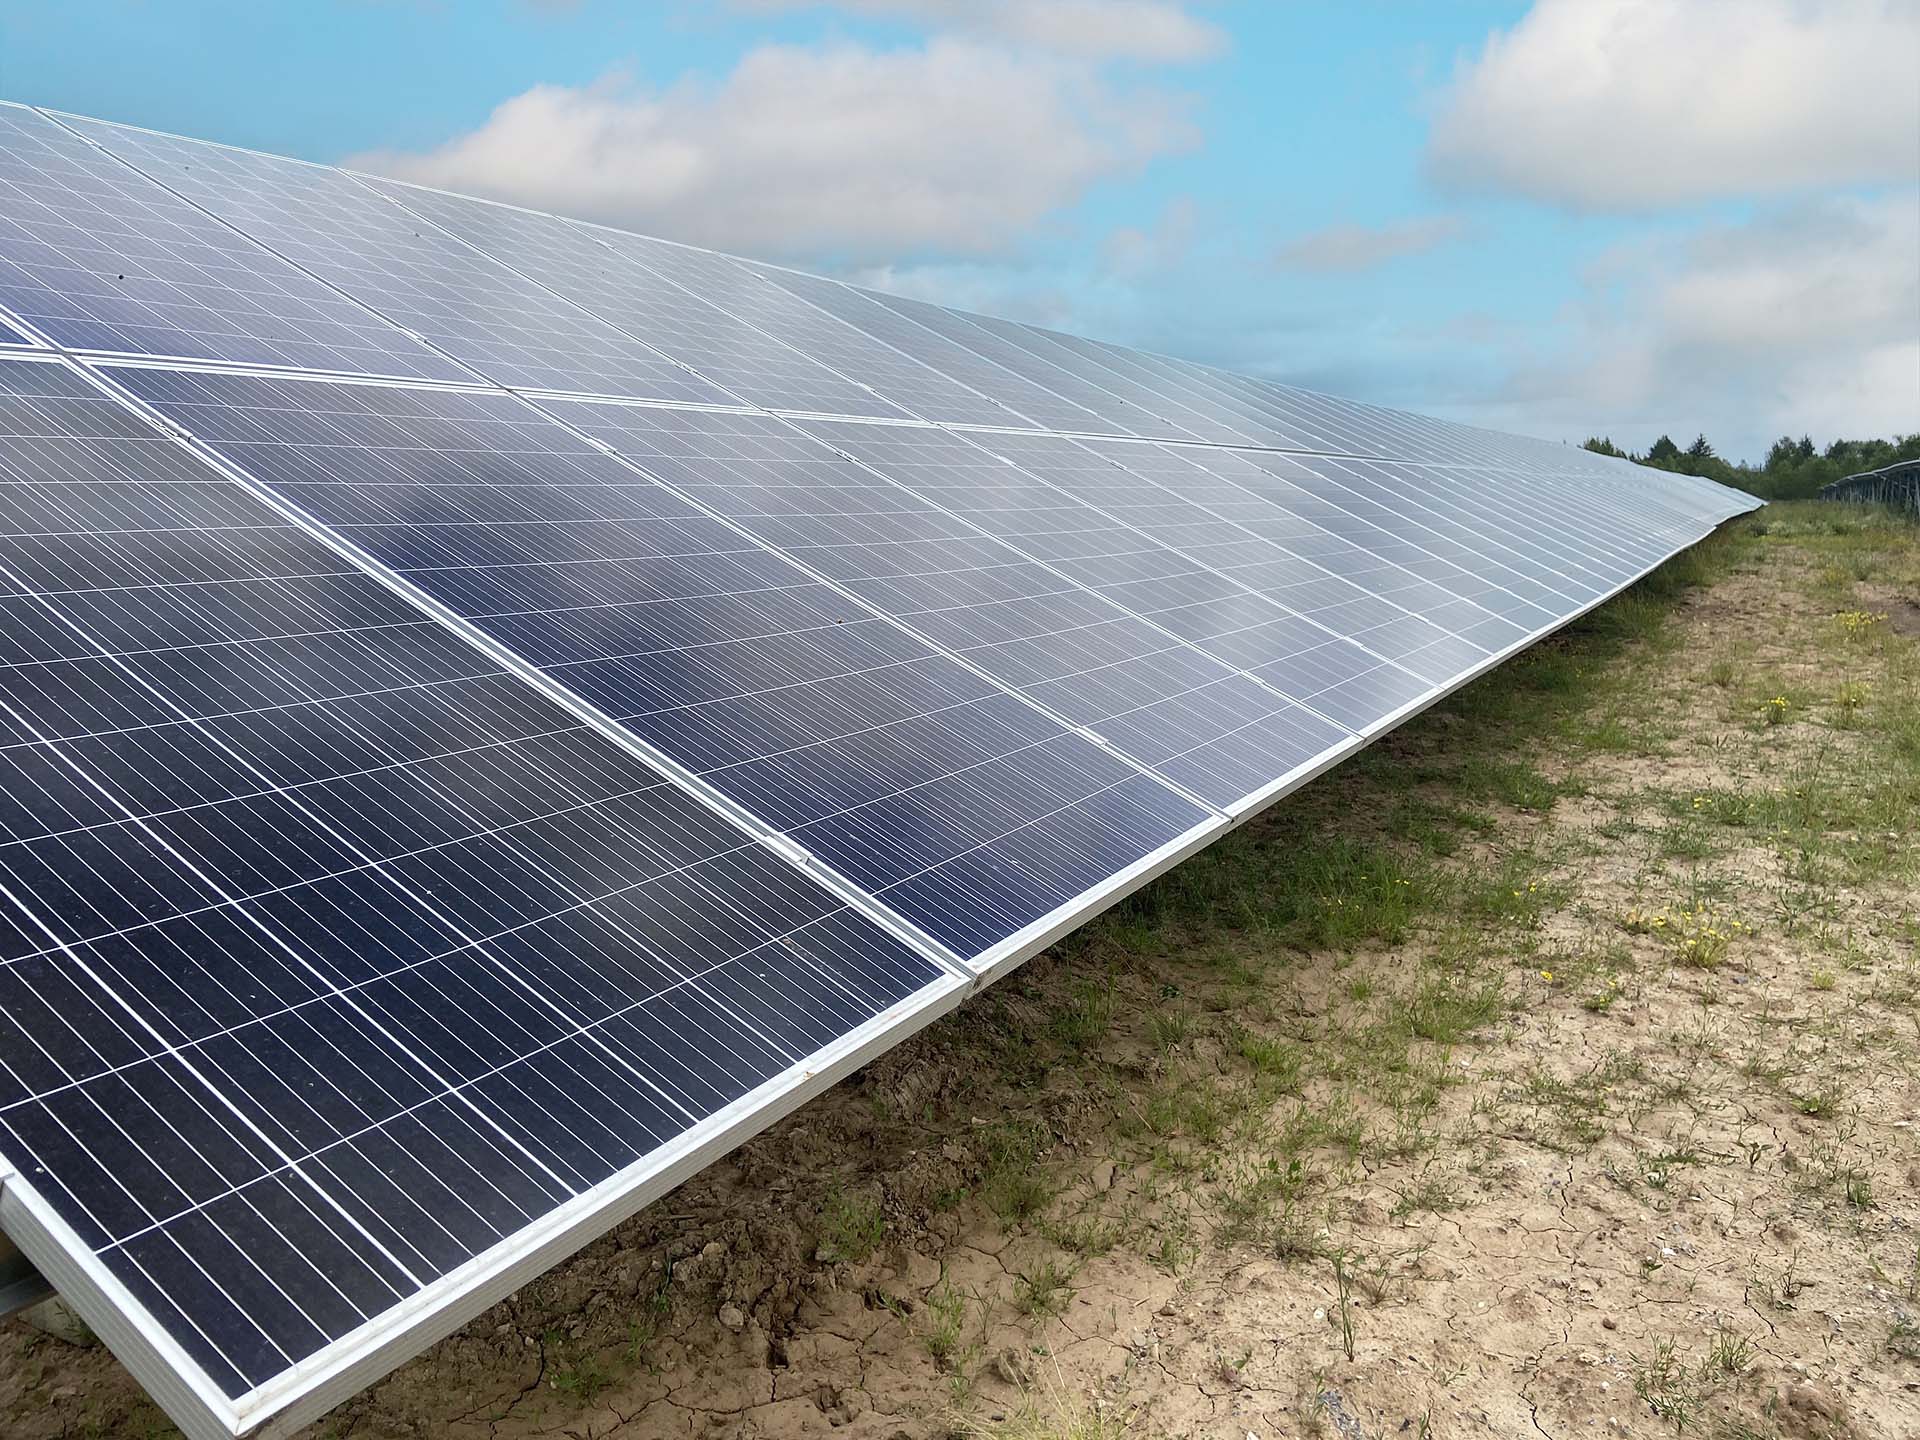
top-left (1583, 436), bottom-right (1628, 458)
top-left (1613, 429), bottom-right (1920, 502)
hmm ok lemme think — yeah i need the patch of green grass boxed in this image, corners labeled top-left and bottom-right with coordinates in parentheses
top-left (1232, 1026), bottom-right (1306, 1090)
top-left (818, 1185), bottom-right (888, 1263)
top-left (1013, 1258), bottom-right (1077, 1319)
top-left (1631, 1337), bottom-right (1700, 1428)
top-left (1390, 1166), bottom-right (1465, 1218)
top-left (1147, 1007), bottom-right (1194, 1053)
top-left (546, 1335), bottom-right (614, 1403)
top-left (1051, 977), bottom-right (1116, 1052)
top-left (979, 1121), bottom-right (1056, 1225)
top-left (1453, 756), bottom-right (1561, 812)
top-left (923, 1275), bottom-right (970, 1364)
top-left (1401, 970), bottom-right (1508, 1044)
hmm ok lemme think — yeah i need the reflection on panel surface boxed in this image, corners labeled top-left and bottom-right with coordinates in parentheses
top-left (0, 106), bottom-right (461, 379)
top-left (118, 367), bottom-right (1215, 960)
top-left (0, 355), bottom-right (949, 1404)
top-left (64, 115), bottom-right (735, 404)
top-left (537, 396), bottom-right (1345, 814)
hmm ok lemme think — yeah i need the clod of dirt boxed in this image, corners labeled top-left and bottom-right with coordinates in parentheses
top-left (991, 1348), bottom-right (1035, 1387)
top-left (1785, 1382), bottom-right (1847, 1421)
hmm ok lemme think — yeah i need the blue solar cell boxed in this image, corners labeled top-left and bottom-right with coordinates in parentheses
top-left (528, 398), bottom-right (1353, 813)
top-left (745, 262), bottom-right (1118, 435)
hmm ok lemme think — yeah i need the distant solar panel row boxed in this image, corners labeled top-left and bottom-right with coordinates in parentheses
top-left (0, 101), bottom-right (1760, 1440)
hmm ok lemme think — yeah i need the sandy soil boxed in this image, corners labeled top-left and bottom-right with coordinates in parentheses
top-left (5, 508), bottom-right (1917, 1440)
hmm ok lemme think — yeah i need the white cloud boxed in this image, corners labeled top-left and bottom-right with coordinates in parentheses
top-left (728, 0), bottom-right (1226, 61)
top-left (1428, 0), bottom-right (1920, 209)
top-left (1467, 194), bottom-right (1920, 458)
top-left (1273, 215), bottom-right (1467, 273)
top-left (353, 41), bottom-right (1197, 259)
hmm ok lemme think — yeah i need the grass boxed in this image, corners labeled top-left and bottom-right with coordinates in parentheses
top-left (818, 1185), bottom-right (888, 1262)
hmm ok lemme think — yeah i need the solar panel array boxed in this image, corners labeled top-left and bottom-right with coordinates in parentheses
top-left (0, 101), bottom-right (1761, 1440)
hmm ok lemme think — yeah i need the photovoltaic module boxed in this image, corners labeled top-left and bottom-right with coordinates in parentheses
top-left (0, 101), bottom-right (1759, 1439)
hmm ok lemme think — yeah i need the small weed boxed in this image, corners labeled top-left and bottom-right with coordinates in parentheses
top-left (1329, 1248), bottom-right (1358, 1362)
top-left (1013, 1258), bottom-right (1077, 1319)
top-left (1705, 1327), bottom-right (1756, 1377)
top-left (980, 1122), bottom-right (1055, 1225)
top-left (1632, 1338), bottom-right (1699, 1427)
top-left (818, 1185), bottom-right (887, 1263)
top-left (923, 1276), bottom-right (970, 1364)
top-left (1148, 1008), bottom-right (1194, 1052)
top-left (1052, 978), bottom-right (1116, 1051)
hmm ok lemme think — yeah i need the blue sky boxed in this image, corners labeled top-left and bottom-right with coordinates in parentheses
top-left (4, 0), bottom-right (1915, 462)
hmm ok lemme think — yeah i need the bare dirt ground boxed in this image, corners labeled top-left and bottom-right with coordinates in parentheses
top-left (6, 503), bottom-right (1917, 1440)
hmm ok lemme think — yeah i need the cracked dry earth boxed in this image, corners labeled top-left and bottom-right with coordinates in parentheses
top-left (6, 504), bottom-right (1919, 1440)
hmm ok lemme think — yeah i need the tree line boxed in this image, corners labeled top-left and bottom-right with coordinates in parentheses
top-left (1580, 431), bottom-right (1920, 501)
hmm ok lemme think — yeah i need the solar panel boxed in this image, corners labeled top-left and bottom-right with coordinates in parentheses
top-left (350, 175), bottom-right (926, 420)
top-left (0, 105), bottom-right (463, 381)
top-left (54, 113), bottom-right (737, 405)
top-left (109, 366), bottom-right (1217, 964)
top-left (0, 103), bottom-right (1762, 1440)
top-left (0, 352), bottom-right (962, 1437)
top-left (741, 261), bottom-right (1123, 435)
top-left (863, 287), bottom-right (1198, 440)
top-left (535, 399), bottom-right (1353, 815)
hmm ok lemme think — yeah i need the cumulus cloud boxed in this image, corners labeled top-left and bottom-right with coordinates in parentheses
top-left (728, 0), bottom-right (1226, 61)
top-left (1473, 194), bottom-right (1920, 458)
top-left (1427, 0), bottom-right (1920, 209)
top-left (1273, 215), bottom-right (1467, 273)
top-left (352, 41), bottom-right (1197, 259)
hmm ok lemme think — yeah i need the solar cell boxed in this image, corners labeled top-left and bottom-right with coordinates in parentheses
top-left (0, 353), bottom-right (961, 1437)
top-left (59, 114), bottom-right (737, 404)
top-left (968, 432), bottom-right (1519, 729)
top-left (609, 234), bottom-right (1034, 428)
top-left (999, 320), bottom-right (1308, 449)
top-left (0, 105), bottom-right (463, 380)
top-left (954, 310), bottom-right (1272, 447)
top-left (112, 366), bottom-right (1218, 962)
